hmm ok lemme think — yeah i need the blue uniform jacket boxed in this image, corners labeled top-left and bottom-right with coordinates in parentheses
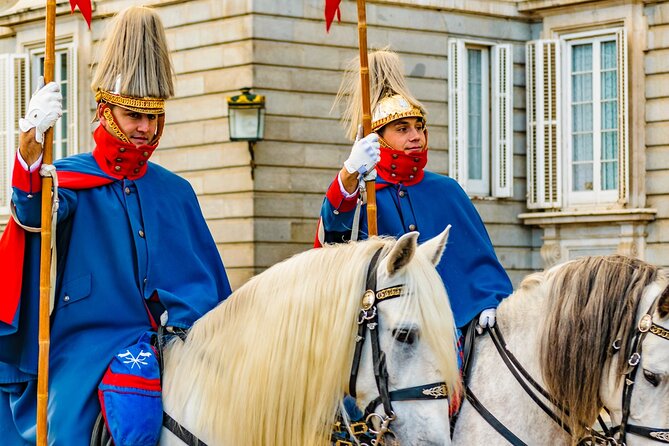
top-left (319, 171), bottom-right (512, 328)
top-left (0, 152), bottom-right (231, 444)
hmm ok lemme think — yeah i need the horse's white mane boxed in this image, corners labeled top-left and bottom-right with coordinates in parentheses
top-left (162, 236), bottom-right (459, 446)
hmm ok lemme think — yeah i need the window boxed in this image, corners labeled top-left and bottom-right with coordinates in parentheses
top-left (30, 44), bottom-right (77, 161)
top-left (466, 46), bottom-right (490, 194)
top-left (448, 39), bottom-right (514, 198)
top-left (526, 29), bottom-right (628, 209)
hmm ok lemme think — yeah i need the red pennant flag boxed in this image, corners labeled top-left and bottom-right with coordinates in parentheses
top-left (69, 0), bottom-right (92, 29)
top-left (325, 0), bottom-right (342, 32)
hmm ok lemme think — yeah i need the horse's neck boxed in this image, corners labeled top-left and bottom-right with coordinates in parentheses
top-left (453, 287), bottom-right (570, 445)
top-left (472, 288), bottom-right (547, 395)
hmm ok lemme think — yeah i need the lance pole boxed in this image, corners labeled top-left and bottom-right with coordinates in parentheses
top-left (355, 0), bottom-right (377, 236)
top-left (37, 0), bottom-right (56, 443)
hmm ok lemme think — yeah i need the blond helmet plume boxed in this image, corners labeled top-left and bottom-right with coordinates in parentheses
top-left (92, 5), bottom-right (174, 113)
top-left (334, 48), bottom-right (426, 140)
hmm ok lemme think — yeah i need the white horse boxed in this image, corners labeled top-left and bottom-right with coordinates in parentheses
top-left (160, 229), bottom-right (460, 446)
top-left (453, 255), bottom-right (669, 445)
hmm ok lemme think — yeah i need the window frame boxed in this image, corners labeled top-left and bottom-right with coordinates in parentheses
top-left (562, 29), bottom-right (622, 206)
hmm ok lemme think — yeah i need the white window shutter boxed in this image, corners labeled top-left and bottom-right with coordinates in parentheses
top-left (0, 54), bottom-right (28, 214)
top-left (616, 29), bottom-right (629, 204)
top-left (491, 44), bottom-right (514, 198)
top-left (526, 40), bottom-right (561, 209)
top-left (67, 45), bottom-right (78, 156)
top-left (448, 39), bottom-right (467, 188)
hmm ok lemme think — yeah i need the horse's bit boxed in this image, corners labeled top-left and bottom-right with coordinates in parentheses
top-left (335, 248), bottom-right (449, 446)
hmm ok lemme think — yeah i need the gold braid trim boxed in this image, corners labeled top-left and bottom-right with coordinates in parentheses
top-left (422, 384), bottom-right (449, 399)
top-left (103, 107), bottom-right (131, 143)
top-left (376, 286), bottom-right (404, 301)
top-left (96, 90), bottom-right (165, 115)
top-left (371, 107), bottom-right (424, 132)
top-left (650, 323), bottom-right (669, 341)
top-left (378, 135), bottom-right (393, 149)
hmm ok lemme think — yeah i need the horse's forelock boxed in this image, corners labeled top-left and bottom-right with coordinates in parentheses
top-left (539, 255), bottom-right (658, 442)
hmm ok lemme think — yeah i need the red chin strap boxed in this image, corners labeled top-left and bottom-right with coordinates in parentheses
top-left (92, 121), bottom-right (159, 180)
top-left (376, 144), bottom-right (427, 186)
top-left (375, 127), bottom-right (429, 186)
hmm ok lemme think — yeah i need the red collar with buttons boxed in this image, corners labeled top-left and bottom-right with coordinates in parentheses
top-left (92, 124), bottom-right (157, 180)
top-left (376, 142), bottom-right (428, 187)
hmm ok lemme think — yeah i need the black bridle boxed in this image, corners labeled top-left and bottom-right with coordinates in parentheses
top-left (341, 248), bottom-right (450, 445)
top-left (608, 298), bottom-right (669, 445)
top-left (460, 292), bottom-right (669, 446)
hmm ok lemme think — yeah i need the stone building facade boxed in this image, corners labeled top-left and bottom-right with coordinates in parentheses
top-left (0, 0), bottom-right (667, 289)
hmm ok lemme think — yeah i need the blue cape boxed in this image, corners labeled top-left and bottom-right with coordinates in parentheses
top-left (319, 171), bottom-right (512, 327)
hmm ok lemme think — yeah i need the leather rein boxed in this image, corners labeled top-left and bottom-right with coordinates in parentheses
top-left (460, 291), bottom-right (669, 445)
top-left (334, 248), bottom-right (449, 445)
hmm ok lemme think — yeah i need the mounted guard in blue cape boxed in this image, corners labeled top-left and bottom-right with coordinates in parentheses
top-left (0, 6), bottom-right (232, 444)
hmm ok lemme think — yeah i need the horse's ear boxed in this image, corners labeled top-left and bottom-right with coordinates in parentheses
top-left (386, 232), bottom-right (419, 276)
top-left (417, 225), bottom-right (450, 266)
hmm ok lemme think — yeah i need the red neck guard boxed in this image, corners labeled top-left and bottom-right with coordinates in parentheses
top-left (92, 125), bottom-right (158, 180)
top-left (376, 143), bottom-right (428, 187)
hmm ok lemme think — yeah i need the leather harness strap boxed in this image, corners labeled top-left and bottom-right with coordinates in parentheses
top-left (163, 412), bottom-right (208, 446)
top-left (461, 324), bottom-right (612, 445)
top-left (465, 385), bottom-right (529, 446)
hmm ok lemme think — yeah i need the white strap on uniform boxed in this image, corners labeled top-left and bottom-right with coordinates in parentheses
top-left (39, 164), bottom-right (59, 315)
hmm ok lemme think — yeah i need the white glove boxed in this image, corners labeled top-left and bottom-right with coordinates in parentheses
top-left (19, 78), bottom-right (63, 144)
top-left (476, 308), bottom-right (497, 334)
top-left (344, 127), bottom-right (380, 175)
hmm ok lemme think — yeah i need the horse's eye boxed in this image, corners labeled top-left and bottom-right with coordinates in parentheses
top-left (643, 369), bottom-right (660, 387)
top-left (393, 328), bottom-right (417, 345)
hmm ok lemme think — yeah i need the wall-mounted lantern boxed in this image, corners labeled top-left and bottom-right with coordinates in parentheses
top-left (226, 87), bottom-right (265, 142)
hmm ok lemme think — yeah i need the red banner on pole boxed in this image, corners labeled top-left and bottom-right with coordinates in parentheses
top-left (325, 0), bottom-right (342, 32)
top-left (69, 0), bottom-right (92, 28)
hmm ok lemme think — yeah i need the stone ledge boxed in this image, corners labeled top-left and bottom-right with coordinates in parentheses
top-left (376, 0), bottom-right (526, 19)
top-left (518, 0), bottom-right (617, 12)
top-left (518, 208), bottom-right (658, 226)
